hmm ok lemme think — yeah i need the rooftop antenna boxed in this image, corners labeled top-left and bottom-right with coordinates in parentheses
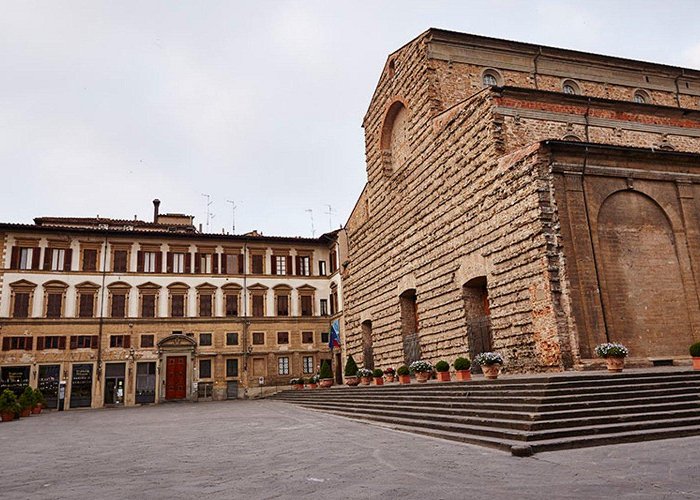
top-left (201, 193), bottom-right (213, 232)
top-left (226, 199), bottom-right (237, 234)
top-left (324, 204), bottom-right (336, 231)
top-left (305, 209), bottom-right (315, 238)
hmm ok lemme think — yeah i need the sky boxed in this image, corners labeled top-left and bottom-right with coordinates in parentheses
top-left (1, 0), bottom-right (700, 237)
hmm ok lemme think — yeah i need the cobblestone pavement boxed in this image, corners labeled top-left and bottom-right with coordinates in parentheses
top-left (1, 400), bottom-right (698, 499)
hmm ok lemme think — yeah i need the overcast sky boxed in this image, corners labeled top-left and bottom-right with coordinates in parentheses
top-left (1, 1), bottom-right (699, 237)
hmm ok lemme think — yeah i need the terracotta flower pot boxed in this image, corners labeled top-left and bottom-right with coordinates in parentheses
top-left (32, 406), bottom-right (42, 414)
top-left (606, 356), bottom-right (625, 372)
top-left (320, 378), bottom-right (334, 388)
top-left (345, 376), bottom-right (360, 387)
top-left (385, 374), bottom-right (395, 383)
top-left (415, 372), bottom-right (431, 383)
top-left (360, 376), bottom-right (372, 386)
top-left (398, 374), bottom-right (411, 384)
top-left (20, 407), bottom-right (31, 418)
top-left (307, 383), bottom-right (318, 389)
top-left (455, 370), bottom-right (472, 381)
top-left (436, 371), bottom-right (451, 382)
top-left (1, 411), bottom-right (14, 422)
top-left (481, 364), bottom-right (501, 379)
top-left (374, 377), bottom-right (384, 386)
top-left (692, 357), bottom-right (700, 370)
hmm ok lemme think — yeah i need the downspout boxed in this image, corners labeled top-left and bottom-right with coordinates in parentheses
top-left (532, 47), bottom-right (543, 90)
top-left (583, 97), bottom-right (592, 142)
top-left (96, 233), bottom-right (109, 381)
top-left (579, 146), bottom-right (611, 342)
top-left (674, 71), bottom-right (684, 108)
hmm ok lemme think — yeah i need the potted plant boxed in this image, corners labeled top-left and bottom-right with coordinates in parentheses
top-left (409, 360), bottom-right (434, 383)
top-left (32, 388), bottom-right (46, 414)
top-left (307, 375), bottom-right (319, 389)
top-left (0, 389), bottom-right (20, 422)
top-left (372, 368), bottom-right (384, 385)
top-left (690, 342), bottom-right (700, 370)
top-left (453, 357), bottom-right (471, 381)
top-left (397, 365), bottom-right (410, 384)
top-left (384, 367), bottom-right (396, 383)
top-left (357, 368), bottom-right (373, 385)
top-left (290, 377), bottom-right (304, 390)
top-left (475, 352), bottom-right (504, 379)
top-left (18, 386), bottom-right (35, 417)
top-left (434, 360), bottom-right (451, 382)
top-left (595, 343), bottom-right (629, 372)
top-left (344, 355), bottom-right (360, 386)
top-left (319, 360), bottom-right (334, 388)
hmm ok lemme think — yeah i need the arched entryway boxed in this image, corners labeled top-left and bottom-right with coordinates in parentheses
top-left (462, 277), bottom-right (492, 371)
top-left (597, 191), bottom-right (693, 357)
top-left (399, 289), bottom-right (421, 364)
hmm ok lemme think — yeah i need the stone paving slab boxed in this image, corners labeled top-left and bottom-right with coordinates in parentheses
top-left (0, 400), bottom-right (698, 499)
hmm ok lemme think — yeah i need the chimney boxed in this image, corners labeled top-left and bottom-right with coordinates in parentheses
top-left (153, 199), bottom-right (161, 223)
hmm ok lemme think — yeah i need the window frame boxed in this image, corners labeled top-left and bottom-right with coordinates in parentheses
top-left (277, 356), bottom-right (290, 375)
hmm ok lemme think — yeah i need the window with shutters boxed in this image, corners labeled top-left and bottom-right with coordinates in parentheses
top-left (197, 253), bottom-right (212, 274)
top-left (302, 331), bottom-right (314, 344)
top-left (82, 248), bottom-right (98, 271)
top-left (171, 294), bottom-right (185, 317)
top-left (143, 252), bottom-right (158, 272)
top-left (199, 294), bottom-right (213, 317)
top-left (226, 332), bottom-right (239, 345)
top-left (318, 260), bottom-right (326, 276)
top-left (111, 293), bottom-right (127, 318)
top-left (20, 247), bottom-right (34, 270)
top-left (329, 250), bottom-right (337, 274)
top-left (277, 357), bottom-right (290, 375)
top-left (2, 336), bottom-right (33, 351)
top-left (300, 295), bottom-right (313, 316)
top-left (252, 294), bottom-right (265, 317)
top-left (252, 332), bottom-right (265, 345)
top-left (276, 294), bottom-right (289, 316)
top-left (274, 255), bottom-right (287, 275)
top-left (39, 336), bottom-right (65, 349)
top-left (251, 254), bottom-right (264, 274)
top-left (226, 358), bottom-right (239, 377)
top-left (199, 333), bottom-right (212, 346)
top-left (225, 294), bottom-right (239, 317)
top-left (199, 359), bottom-right (212, 378)
top-left (109, 335), bottom-right (130, 348)
top-left (303, 356), bottom-right (314, 374)
top-left (141, 334), bottom-right (154, 348)
top-left (113, 250), bottom-right (128, 272)
top-left (223, 253), bottom-right (244, 274)
top-left (71, 335), bottom-right (97, 349)
top-left (12, 292), bottom-right (31, 318)
top-left (50, 249), bottom-right (65, 271)
top-left (320, 299), bottom-right (329, 316)
top-left (172, 253), bottom-right (185, 273)
top-left (46, 293), bottom-right (63, 318)
top-left (296, 255), bottom-right (311, 276)
top-left (277, 331), bottom-right (289, 345)
top-left (141, 294), bottom-right (157, 318)
top-left (78, 292), bottom-right (95, 318)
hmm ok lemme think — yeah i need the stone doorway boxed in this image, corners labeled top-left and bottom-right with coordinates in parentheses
top-left (400, 289), bottom-right (422, 364)
top-left (462, 277), bottom-right (492, 372)
top-left (104, 362), bottom-right (126, 406)
top-left (165, 356), bottom-right (187, 400)
top-left (361, 320), bottom-right (374, 370)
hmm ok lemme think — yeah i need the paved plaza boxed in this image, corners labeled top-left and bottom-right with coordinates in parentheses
top-left (1, 400), bottom-right (699, 499)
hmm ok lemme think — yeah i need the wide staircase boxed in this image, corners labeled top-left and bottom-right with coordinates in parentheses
top-left (271, 369), bottom-right (700, 455)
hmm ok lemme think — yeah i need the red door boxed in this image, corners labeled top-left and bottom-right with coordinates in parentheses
top-left (165, 356), bottom-right (187, 400)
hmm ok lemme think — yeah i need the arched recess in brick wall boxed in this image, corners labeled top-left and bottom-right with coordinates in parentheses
top-left (399, 288), bottom-right (421, 364)
top-left (361, 320), bottom-right (374, 370)
top-left (462, 277), bottom-right (492, 373)
top-left (596, 190), bottom-right (693, 357)
top-left (380, 99), bottom-right (410, 174)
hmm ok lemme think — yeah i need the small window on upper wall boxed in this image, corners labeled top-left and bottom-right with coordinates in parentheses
top-left (482, 69), bottom-right (502, 87)
top-left (633, 90), bottom-right (650, 104)
top-left (562, 79), bottom-right (581, 95)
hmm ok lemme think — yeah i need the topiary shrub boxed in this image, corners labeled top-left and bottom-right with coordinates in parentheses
top-left (0, 389), bottom-right (20, 414)
top-left (690, 342), bottom-right (700, 357)
top-left (34, 389), bottom-right (46, 407)
top-left (397, 365), bottom-right (409, 376)
top-left (319, 360), bottom-right (333, 379)
top-left (435, 360), bottom-right (450, 372)
top-left (454, 357), bottom-right (471, 371)
top-left (372, 368), bottom-right (384, 377)
top-left (344, 355), bottom-right (359, 377)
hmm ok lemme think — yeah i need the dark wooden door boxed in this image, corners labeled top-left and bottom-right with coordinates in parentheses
top-left (166, 356), bottom-right (187, 400)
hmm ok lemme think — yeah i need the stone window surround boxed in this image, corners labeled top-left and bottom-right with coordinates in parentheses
top-left (9, 279), bottom-right (37, 318)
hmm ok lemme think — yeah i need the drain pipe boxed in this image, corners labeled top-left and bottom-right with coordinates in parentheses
top-left (532, 47), bottom-right (543, 89)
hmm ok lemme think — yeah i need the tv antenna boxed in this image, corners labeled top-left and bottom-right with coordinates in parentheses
top-left (226, 200), bottom-right (237, 234)
top-left (305, 209), bottom-right (315, 238)
top-left (324, 204), bottom-right (337, 231)
top-left (201, 193), bottom-right (214, 232)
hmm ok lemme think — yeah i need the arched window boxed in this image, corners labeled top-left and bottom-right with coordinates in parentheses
top-left (482, 69), bottom-right (502, 87)
top-left (562, 79), bottom-right (581, 95)
top-left (562, 134), bottom-right (582, 142)
top-left (633, 89), bottom-right (650, 104)
top-left (380, 99), bottom-right (410, 175)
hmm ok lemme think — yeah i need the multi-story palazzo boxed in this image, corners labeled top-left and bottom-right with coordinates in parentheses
top-left (0, 201), bottom-right (344, 408)
top-left (342, 29), bottom-right (700, 372)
